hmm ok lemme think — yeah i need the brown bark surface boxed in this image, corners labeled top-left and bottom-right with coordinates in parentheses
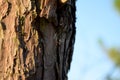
top-left (0, 0), bottom-right (76, 80)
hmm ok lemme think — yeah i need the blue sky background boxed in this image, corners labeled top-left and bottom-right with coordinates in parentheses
top-left (68, 0), bottom-right (120, 80)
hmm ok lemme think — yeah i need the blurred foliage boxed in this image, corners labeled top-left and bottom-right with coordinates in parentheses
top-left (108, 48), bottom-right (120, 66)
top-left (114, 0), bottom-right (120, 12)
top-left (98, 39), bottom-right (120, 80)
top-left (98, 39), bottom-right (120, 66)
top-left (97, 1), bottom-right (120, 80)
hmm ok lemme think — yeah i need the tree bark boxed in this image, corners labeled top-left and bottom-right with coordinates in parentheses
top-left (0, 0), bottom-right (76, 80)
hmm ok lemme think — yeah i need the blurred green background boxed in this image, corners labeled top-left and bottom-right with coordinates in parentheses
top-left (68, 0), bottom-right (120, 80)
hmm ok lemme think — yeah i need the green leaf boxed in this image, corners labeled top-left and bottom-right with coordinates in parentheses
top-left (114, 0), bottom-right (120, 12)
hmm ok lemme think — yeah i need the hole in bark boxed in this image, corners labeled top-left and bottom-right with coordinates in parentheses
top-left (1, 22), bottom-right (6, 30)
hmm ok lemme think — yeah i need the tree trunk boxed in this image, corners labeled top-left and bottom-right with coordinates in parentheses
top-left (0, 0), bottom-right (76, 80)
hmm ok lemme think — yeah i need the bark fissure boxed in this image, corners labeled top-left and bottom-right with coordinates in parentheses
top-left (0, 0), bottom-right (76, 80)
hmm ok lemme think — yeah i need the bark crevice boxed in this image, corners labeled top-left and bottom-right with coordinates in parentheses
top-left (0, 0), bottom-right (76, 80)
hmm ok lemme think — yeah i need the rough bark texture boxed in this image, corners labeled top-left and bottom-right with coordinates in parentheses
top-left (0, 0), bottom-right (76, 80)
